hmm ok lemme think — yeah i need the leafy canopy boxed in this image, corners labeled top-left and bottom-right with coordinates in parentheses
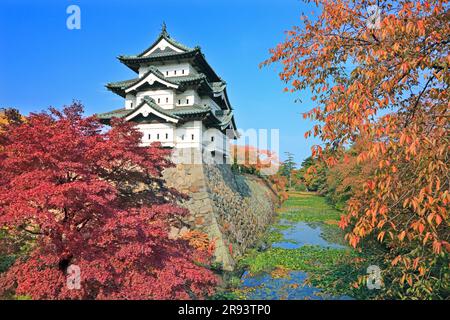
top-left (0, 103), bottom-right (217, 299)
top-left (263, 0), bottom-right (449, 298)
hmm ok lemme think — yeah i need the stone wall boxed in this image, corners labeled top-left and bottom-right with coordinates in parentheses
top-left (163, 161), bottom-right (277, 271)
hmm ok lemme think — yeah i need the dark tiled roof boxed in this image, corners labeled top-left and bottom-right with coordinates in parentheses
top-left (137, 97), bottom-right (181, 120)
top-left (205, 109), bottom-right (234, 128)
top-left (107, 66), bottom-right (173, 91)
top-left (95, 107), bottom-right (131, 119)
top-left (136, 25), bottom-right (193, 57)
top-left (96, 97), bottom-right (237, 136)
top-left (96, 97), bottom-right (211, 122)
top-left (106, 70), bottom-right (208, 97)
top-left (211, 81), bottom-right (226, 93)
top-left (169, 74), bottom-right (207, 83)
top-left (172, 105), bottom-right (211, 116)
top-left (118, 48), bottom-right (199, 64)
top-left (118, 47), bottom-right (222, 83)
top-left (106, 78), bottom-right (138, 89)
top-left (107, 25), bottom-right (232, 114)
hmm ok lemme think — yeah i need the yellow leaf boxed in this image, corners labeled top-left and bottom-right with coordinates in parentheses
top-left (377, 231), bottom-right (385, 242)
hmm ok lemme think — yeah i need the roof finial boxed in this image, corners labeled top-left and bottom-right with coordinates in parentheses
top-left (161, 22), bottom-right (168, 37)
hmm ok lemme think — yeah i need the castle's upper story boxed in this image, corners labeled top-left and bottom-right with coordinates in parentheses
top-left (97, 24), bottom-right (238, 156)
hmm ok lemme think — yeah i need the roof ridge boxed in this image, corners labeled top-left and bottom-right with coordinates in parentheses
top-left (172, 104), bottom-right (210, 111)
top-left (168, 73), bottom-right (207, 83)
top-left (121, 68), bottom-right (179, 91)
top-left (133, 24), bottom-right (194, 58)
top-left (96, 102), bottom-right (215, 122)
top-left (142, 95), bottom-right (156, 104)
top-left (105, 69), bottom-right (210, 97)
top-left (119, 47), bottom-right (199, 60)
top-left (141, 96), bottom-right (181, 119)
top-left (146, 65), bottom-right (164, 78)
top-left (106, 77), bottom-right (139, 88)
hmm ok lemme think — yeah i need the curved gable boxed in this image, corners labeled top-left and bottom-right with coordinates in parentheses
top-left (125, 98), bottom-right (179, 123)
top-left (125, 69), bottom-right (179, 93)
top-left (137, 24), bottom-right (192, 57)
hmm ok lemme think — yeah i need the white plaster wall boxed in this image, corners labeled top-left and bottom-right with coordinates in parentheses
top-left (175, 89), bottom-right (200, 106)
top-left (139, 62), bottom-right (197, 78)
top-left (157, 63), bottom-right (195, 78)
top-left (135, 118), bottom-right (231, 163)
top-left (136, 89), bottom-right (174, 109)
top-left (142, 38), bottom-right (184, 57)
top-left (202, 126), bottom-right (229, 158)
top-left (175, 121), bottom-right (203, 149)
top-left (137, 123), bottom-right (175, 147)
top-left (125, 94), bottom-right (136, 109)
top-left (201, 97), bottom-right (221, 111)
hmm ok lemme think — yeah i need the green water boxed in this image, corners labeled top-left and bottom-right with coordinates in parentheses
top-left (223, 192), bottom-right (363, 300)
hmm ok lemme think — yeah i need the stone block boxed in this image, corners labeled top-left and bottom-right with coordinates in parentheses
top-left (192, 192), bottom-right (209, 200)
top-left (194, 217), bottom-right (205, 225)
top-left (162, 161), bottom-right (276, 271)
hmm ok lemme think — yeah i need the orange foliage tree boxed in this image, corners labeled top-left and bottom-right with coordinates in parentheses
top-left (230, 144), bottom-right (287, 200)
top-left (324, 138), bottom-right (378, 209)
top-left (230, 144), bottom-right (280, 174)
top-left (0, 108), bottom-right (23, 132)
top-left (0, 108), bottom-right (24, 154)
top-left (263, 0), bottom-right (449, 298)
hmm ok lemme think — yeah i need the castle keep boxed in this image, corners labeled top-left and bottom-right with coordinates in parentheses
top-left (98, 24), bottom-right (237, 164)
top-left (98, 25), bottom-right (276, 270)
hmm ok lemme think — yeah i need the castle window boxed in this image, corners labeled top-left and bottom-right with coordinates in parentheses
top-left (182, 69), bottom-right (185, 74)
top-left (181, 134), bottom-right (184, 140)
top-left (191, 134), bottom-right (194, 140)
top-left (166, 97), bottom-right (169, 103)
top-left (130, 102), bottom-right (133, 108)
top-left (174, 70), bottom-right (177, 75)
top-left (166, 71), bottom-right (168, 76)
top-left (157, 98), bottom-right (160, 103)
top-left (211, 136), bottom-right (214, 142)
top-left (148, 134), bottom-right (151, 139)
top-left (157, 133), bottom-right (160, 140)
top-left (178, 99), bottom-right (181, 105)
top-left (186, 98), bottom-right (189, 104)
top-left (165, 133), bottom-right (168, 139)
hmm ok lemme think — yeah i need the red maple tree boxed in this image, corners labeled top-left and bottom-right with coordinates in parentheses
top-left (0, 103), bottom-right (217, 299)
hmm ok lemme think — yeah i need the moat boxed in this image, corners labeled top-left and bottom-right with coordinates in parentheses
top-left (220, 192), bottom-right (358, 300)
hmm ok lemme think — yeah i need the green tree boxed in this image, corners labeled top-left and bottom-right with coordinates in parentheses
top-left (279, 152), bottom-right (296, 189)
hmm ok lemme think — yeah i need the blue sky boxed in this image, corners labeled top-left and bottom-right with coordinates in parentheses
top-left (0, 0), bottom-right (321, 165)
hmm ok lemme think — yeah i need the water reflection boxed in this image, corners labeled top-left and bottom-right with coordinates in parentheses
top-left (242, 271), bottom-right (352, 300)
top-left (272, 221), bottom-right (346, 249)
top-left (237, 220), bottom-right (352, 300)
